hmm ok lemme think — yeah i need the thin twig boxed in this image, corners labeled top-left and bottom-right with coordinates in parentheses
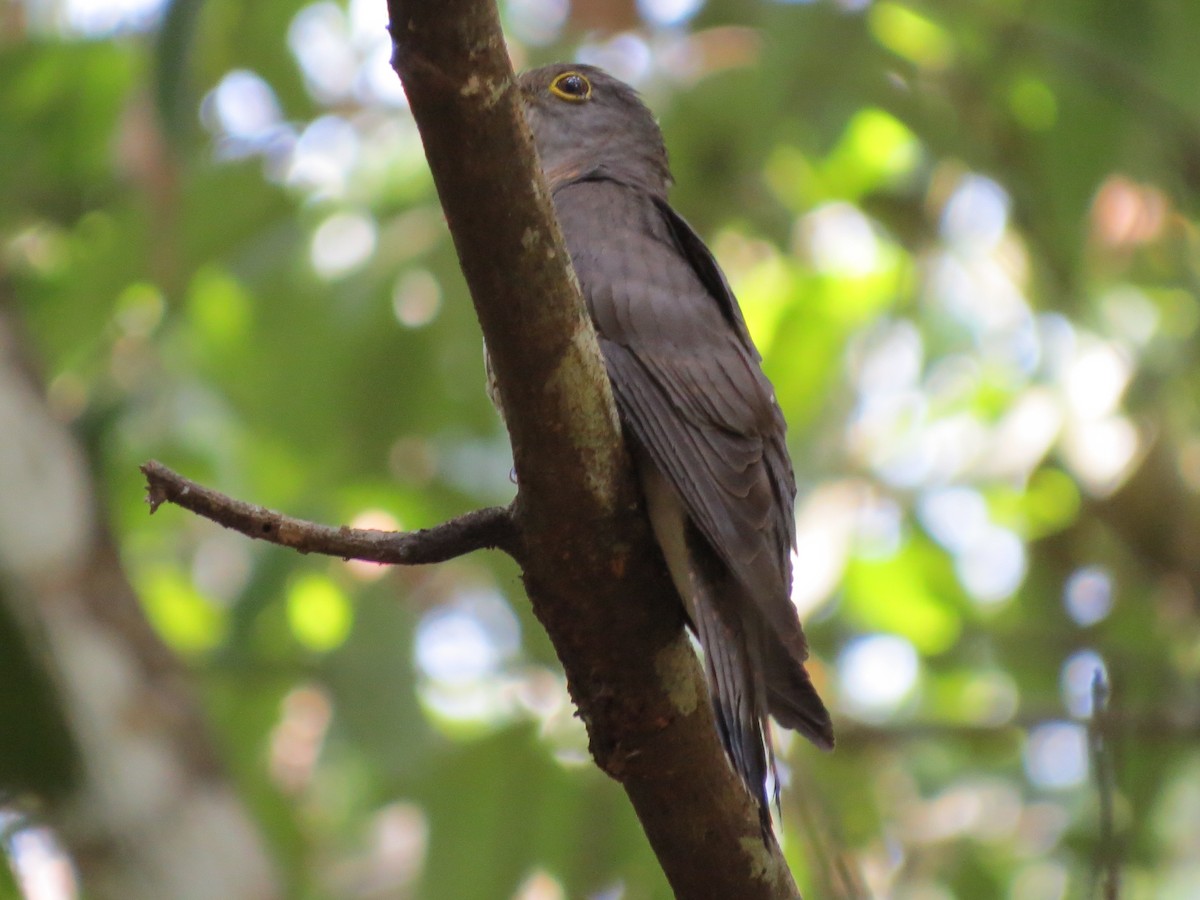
top-left (1088, 669), bottom-right (1120, 900)
top-left (141, 460), bottom-right (523, 564)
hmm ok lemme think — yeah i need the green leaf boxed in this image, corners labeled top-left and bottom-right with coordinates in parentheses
top-left (843, 540), bottom-right (963, 655)
top-left (286, 573), bottom-right (353, 652)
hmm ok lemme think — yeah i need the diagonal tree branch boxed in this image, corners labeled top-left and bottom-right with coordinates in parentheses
top-left (141, 460), bottom-right (522, 564)
top-left (384, 0), bottom-right (804, 896)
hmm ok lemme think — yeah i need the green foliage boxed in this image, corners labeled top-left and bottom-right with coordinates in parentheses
top-left (4, 0), bottom-right (1200, 896)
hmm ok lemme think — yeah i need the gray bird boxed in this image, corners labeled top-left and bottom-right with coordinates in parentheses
top-left (516, 63), bottom-right (833, 825)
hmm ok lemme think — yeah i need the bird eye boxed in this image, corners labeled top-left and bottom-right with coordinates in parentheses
top-left (549, 71), bottom-right (592, 102)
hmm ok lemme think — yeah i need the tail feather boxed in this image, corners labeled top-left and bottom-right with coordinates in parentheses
top-left (686, 532), bottom-right (834, 831)
top-left (690, 585), bottom-right (770, 824)
top-left (765, 637), bottom-right (835, 750)
top-left (682, 523), bottom-right (777, 832)
top-left (637, 458), bottom-right (832, 831)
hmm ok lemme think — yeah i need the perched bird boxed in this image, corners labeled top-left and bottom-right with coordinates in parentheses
top-left (517, 63), bottom-right (833, 825)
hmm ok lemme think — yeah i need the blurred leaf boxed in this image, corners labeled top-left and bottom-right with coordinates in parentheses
top-left (843, 540), bottom-right (963, 655)
top-left (139, 566), bottom-right (226, 654)
top-left (287, 573), bottom-right (353, 652)
top-left (869, 2), bottom-right (955, 71)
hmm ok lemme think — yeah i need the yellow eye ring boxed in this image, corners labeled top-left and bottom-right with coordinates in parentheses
top-left (549, 71), bottom-right (592, 102)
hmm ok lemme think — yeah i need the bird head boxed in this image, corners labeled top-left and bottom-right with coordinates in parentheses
top-left (519, 64), bottom-right (672, 198)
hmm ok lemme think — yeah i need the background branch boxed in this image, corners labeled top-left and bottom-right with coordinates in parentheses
top-left (1089, 671), bottom-right (1120, 900)
top-left (0, 307), bottom-right (278, 900)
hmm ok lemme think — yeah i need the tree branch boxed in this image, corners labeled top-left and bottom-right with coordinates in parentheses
top-left (383, 0), bottom-right (804, 896)
top-left (140, 460), bottom-right (522, 564)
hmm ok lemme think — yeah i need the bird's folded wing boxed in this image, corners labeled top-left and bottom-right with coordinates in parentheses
top-left (602, 340), bottom-right (806, 660)
top-left (553, 178), bottom-right (807, 662)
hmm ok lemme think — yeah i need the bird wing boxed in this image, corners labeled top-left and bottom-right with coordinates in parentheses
top-left (551, 176), bottom-right (808, 664)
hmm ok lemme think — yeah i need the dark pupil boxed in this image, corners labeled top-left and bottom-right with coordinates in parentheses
top-left (559, 75), bottom-right (585, 96)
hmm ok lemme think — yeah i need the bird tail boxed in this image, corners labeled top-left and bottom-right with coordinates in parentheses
top-left (685, 527), bottom-right (834, 832)
top-left (638, 460), bottom-right (832, 828)
top-left (687, 560), bottom-right (773, 832)
top-left (765, 637), bottom-right (835, 751)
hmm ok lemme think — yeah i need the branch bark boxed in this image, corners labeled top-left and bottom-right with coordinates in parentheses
top-left (383, 1), bottom-right (803, 896)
